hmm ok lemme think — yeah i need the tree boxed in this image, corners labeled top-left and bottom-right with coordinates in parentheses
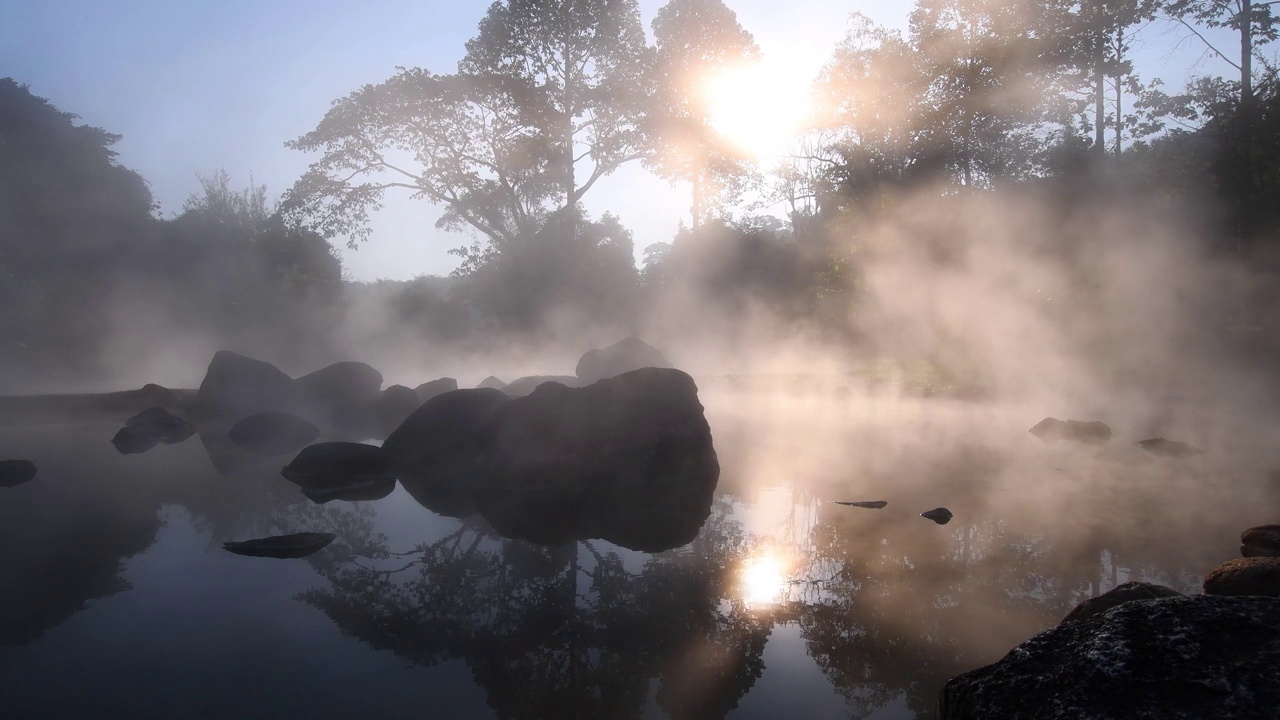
top-left (648, 0), bottom-right (760, 228)
top-left (1164, 0), bottom-right (1279, 105)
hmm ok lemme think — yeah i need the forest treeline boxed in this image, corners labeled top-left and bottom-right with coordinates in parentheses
top-left (2, 0), bottom-right (1278, 389)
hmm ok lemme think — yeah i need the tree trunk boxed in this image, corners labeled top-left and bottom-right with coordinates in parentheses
top-left (691, 168), bottom-right (703, 230)
top-left (563, 42), bottom-right (577, 243)
top-left (1094, 42), bottom-right (1105, 157)
top-left (1241, 0), bottom-right (1253, 105)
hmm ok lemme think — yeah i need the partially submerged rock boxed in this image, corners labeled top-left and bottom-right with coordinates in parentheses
top-left (189, 350), bottom-right (298, 419)
top-left (500, 375), bottom-right (582, 398)
top-left (833, 500), bottom-right (888, 509)
top-left (1135, 437), bottom-right (1204, 458)
top-left (1029, 417), bottom-right (1112, 445)
top-left (575, 337), bottom-right (673, 385)
top-left (939, 595), bottom-right (1280, 720)
top-left (1061, 581), bottom-right (1182, 624)
top-left (0, 459), bottom-right (37, 488)
top-left (414, 377), bottom-right (458, 402)
top-left (281, 442), bottom-right (394, 487)
top-left (228, 411), bottom-right (320, 455)
top-left (1203, 557), bottom-right (1280, 597)
top-left (921, 508), bottom-right (953, 525)
top-left (110, 407), bottom-right (196, 454)
top-left (383, 388), bottom-right (510, 518)
top-left (1242, 525), bottom-right (1280, 558)
top-left (480, 368), bottom-right (719, 552)
top-left (223, 532), bottom-right (336, 559)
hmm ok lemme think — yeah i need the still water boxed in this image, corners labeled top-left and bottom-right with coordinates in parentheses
top-left (2, 387), bottom-right (1276, 719)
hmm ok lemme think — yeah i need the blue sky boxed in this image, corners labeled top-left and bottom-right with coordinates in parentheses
top-left (0, 1), bottom-right (1240, 281)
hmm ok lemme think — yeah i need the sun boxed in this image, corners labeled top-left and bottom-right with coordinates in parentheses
top-left (701, 56), bottom-right (813, 160)
top-left (740, 551), bottom-right (790, 607)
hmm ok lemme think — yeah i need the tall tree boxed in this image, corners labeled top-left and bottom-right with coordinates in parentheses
top-left (1164, 0), bottom-right (1279, 105)
top-left (647, 0), bottom-right (760, 228)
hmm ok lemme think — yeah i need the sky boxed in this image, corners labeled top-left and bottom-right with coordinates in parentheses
top-left (0, 1), bottom-right (1241, 281)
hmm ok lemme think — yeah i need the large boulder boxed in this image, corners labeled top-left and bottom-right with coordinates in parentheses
top-left (500, 375), bottom-right (582, 398)
top-left (376, 385), bottom-right (422, 435)
top-left (383, 388), bottom-right (510, 518)
top-left (478, 367), bottom-right (719, 552)
top-left (294, 361), bottom-right (383, 427)
top-left (414, 377), bottom-right (458, 403)
top-left (575, 337), bottom-right (673, 385)
top-left (1242, 525), bottom-right (1280, 558)
top-left (189, 351), bottom-right (298, 419)
top-left (1203, 557), bottom-right (1280, 597)
top-left (939, 595), bottom-right (1280, 720)
top-left (1061, 581), bottom-right (1182, 624)
top-left (228, 411), bottom-right (320, 455)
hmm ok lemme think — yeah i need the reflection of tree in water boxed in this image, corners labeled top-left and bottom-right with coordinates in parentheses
top-left (301, 498), bottom-right (773, 719)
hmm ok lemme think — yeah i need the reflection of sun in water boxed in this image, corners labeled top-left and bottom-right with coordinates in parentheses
top-left (740, 552), bottom-right (789, 607)
top-left (701, 55), bottom-right (813, 159)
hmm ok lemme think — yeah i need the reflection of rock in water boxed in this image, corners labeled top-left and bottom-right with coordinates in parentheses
top-left (0, 459), bottom-right (37, 488)
top-left (110, 407), bottom-right (196, 454)
top-left (833, 500), bottom-right (888, 509)
top-left (385, 369), bottom-right (719, 552)
top-left (939, 596), bottom-right (1280, 720)
top-left (1134, 437), bottom-right (1204, 459)
top-left (228, 411), bottom-right (319, 455)
top-left (223, 532), bottom-right (336, 558)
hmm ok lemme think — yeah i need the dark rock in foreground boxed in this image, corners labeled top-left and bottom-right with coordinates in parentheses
top-left (1135, 437), bottom-right (1203, 458)
top-left (223, 532), bottom-right (336, 559)
top-left (834, 500), bottom-right (888, 509)
top-left (414, 377), bottom-right (458, 402)
top-left (1241, 526), bottom-right (1280, 558)
top-left (189, 350), bottom-right (299, 419)
top-left (477, 376), bottom-right (506, 390)
top-left (0, 459), bottom-right (37, 488)
top-left (575, 337), bottom-right (673, 385)
top-left (111, 407), bottom-right (196, 454)
top-left (1029, 417), bottom-right (1112, 445)
top-left (228, 411), bottom-right (320, 455)
top-left (1204, 557), bottom-right (1280, 597)
top-left (480, 368), bottom-right (719, 552)
top-left (281, 442), bottom-right (394, 486)
top-left (383, 388), bottom-right (510, 518)
top-left (939, 595), bottom-right (1280, 720)
top-left (1061, 581), bottom-right (1182, 624)
top-left (921, 508), bottom-right (953, 525)
top-left (500, 375), bottom-right (582, 397)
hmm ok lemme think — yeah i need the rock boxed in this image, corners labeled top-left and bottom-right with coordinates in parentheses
top-left (294, 361), bottom-right (383, 427)
top-left (1029, 417), bottom-right (1112, 445)
top-left (1242, 526), bottom-right (1280, 558)
top-left (479, 367), bottom-right (719, 552)
top-left (414, 377), bottom-right (458, 403)
top-left (383, 388), bottom-right (511, 518)
top-left (376, 385), bottom-right (422, 434)
top-left (1203, 557), bottom-right (1280, 597)
top-left (1135, 437), bottom-right (1203, 458)
top-left (575, 337), bottom-right (674, 385)
top-left (110, 407), bottom-right (196, 454)
top-left (477, 376), bottom-right (506, 390)
top-left (189, 350), bottom-right (299, 419)
top-left (281, 442), bottom-right (394, 488)
top-left (833, 500), bottom-right (888, 509)
top-left (0, 459), bottom-right (37, 488)
top-left (1061, 581), bottom-right (1182, 624)
top-left (938, 595), bottom-right (1280, 720)
top-left (500, 375), bottom-right (582, 398)
top-left (223, 532), bottom-right (336, 559)
top-left (302, 477), bottom-right (397, 505)
top-left (228, 411), bottom-right (320, 455)
top-left (921, 508), bottom-right (953, 525)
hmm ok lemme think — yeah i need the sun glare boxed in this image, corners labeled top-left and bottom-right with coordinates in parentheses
top-left (740, 552), bottom-right (789, 607)
top-left (702, 56), bottom-right (813, 160)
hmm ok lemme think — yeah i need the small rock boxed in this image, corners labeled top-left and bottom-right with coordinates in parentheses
top-left (111, 407), bottom-right (196, 454)
top-left (281, 442), bottom-right (393, 486)
top-left (1029, 417), bottom-right (1112, 445)
top-left (477, 376), bottom-right (506, 390)
top-left (0, 459), bottom-right (37, 488)
top-left (223, 532), bottom-right (336, 559)
top-left (1061, 581), bottom-right (1182, 624)
top-left (229, 411), bottom-right (320, 455)
top-left (1203, 557), bottom-right (1280, 597)
top-left (1241, 525), bottom-right (1280, 558)
top-left (921, 508), bottom-right (953, 525)
top-left (1134, 437), bottom-right (1203, 458)
top-left (414, 377), bottom-right (458, 402)
top-left (833, 500), bottom-right (888, 509)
